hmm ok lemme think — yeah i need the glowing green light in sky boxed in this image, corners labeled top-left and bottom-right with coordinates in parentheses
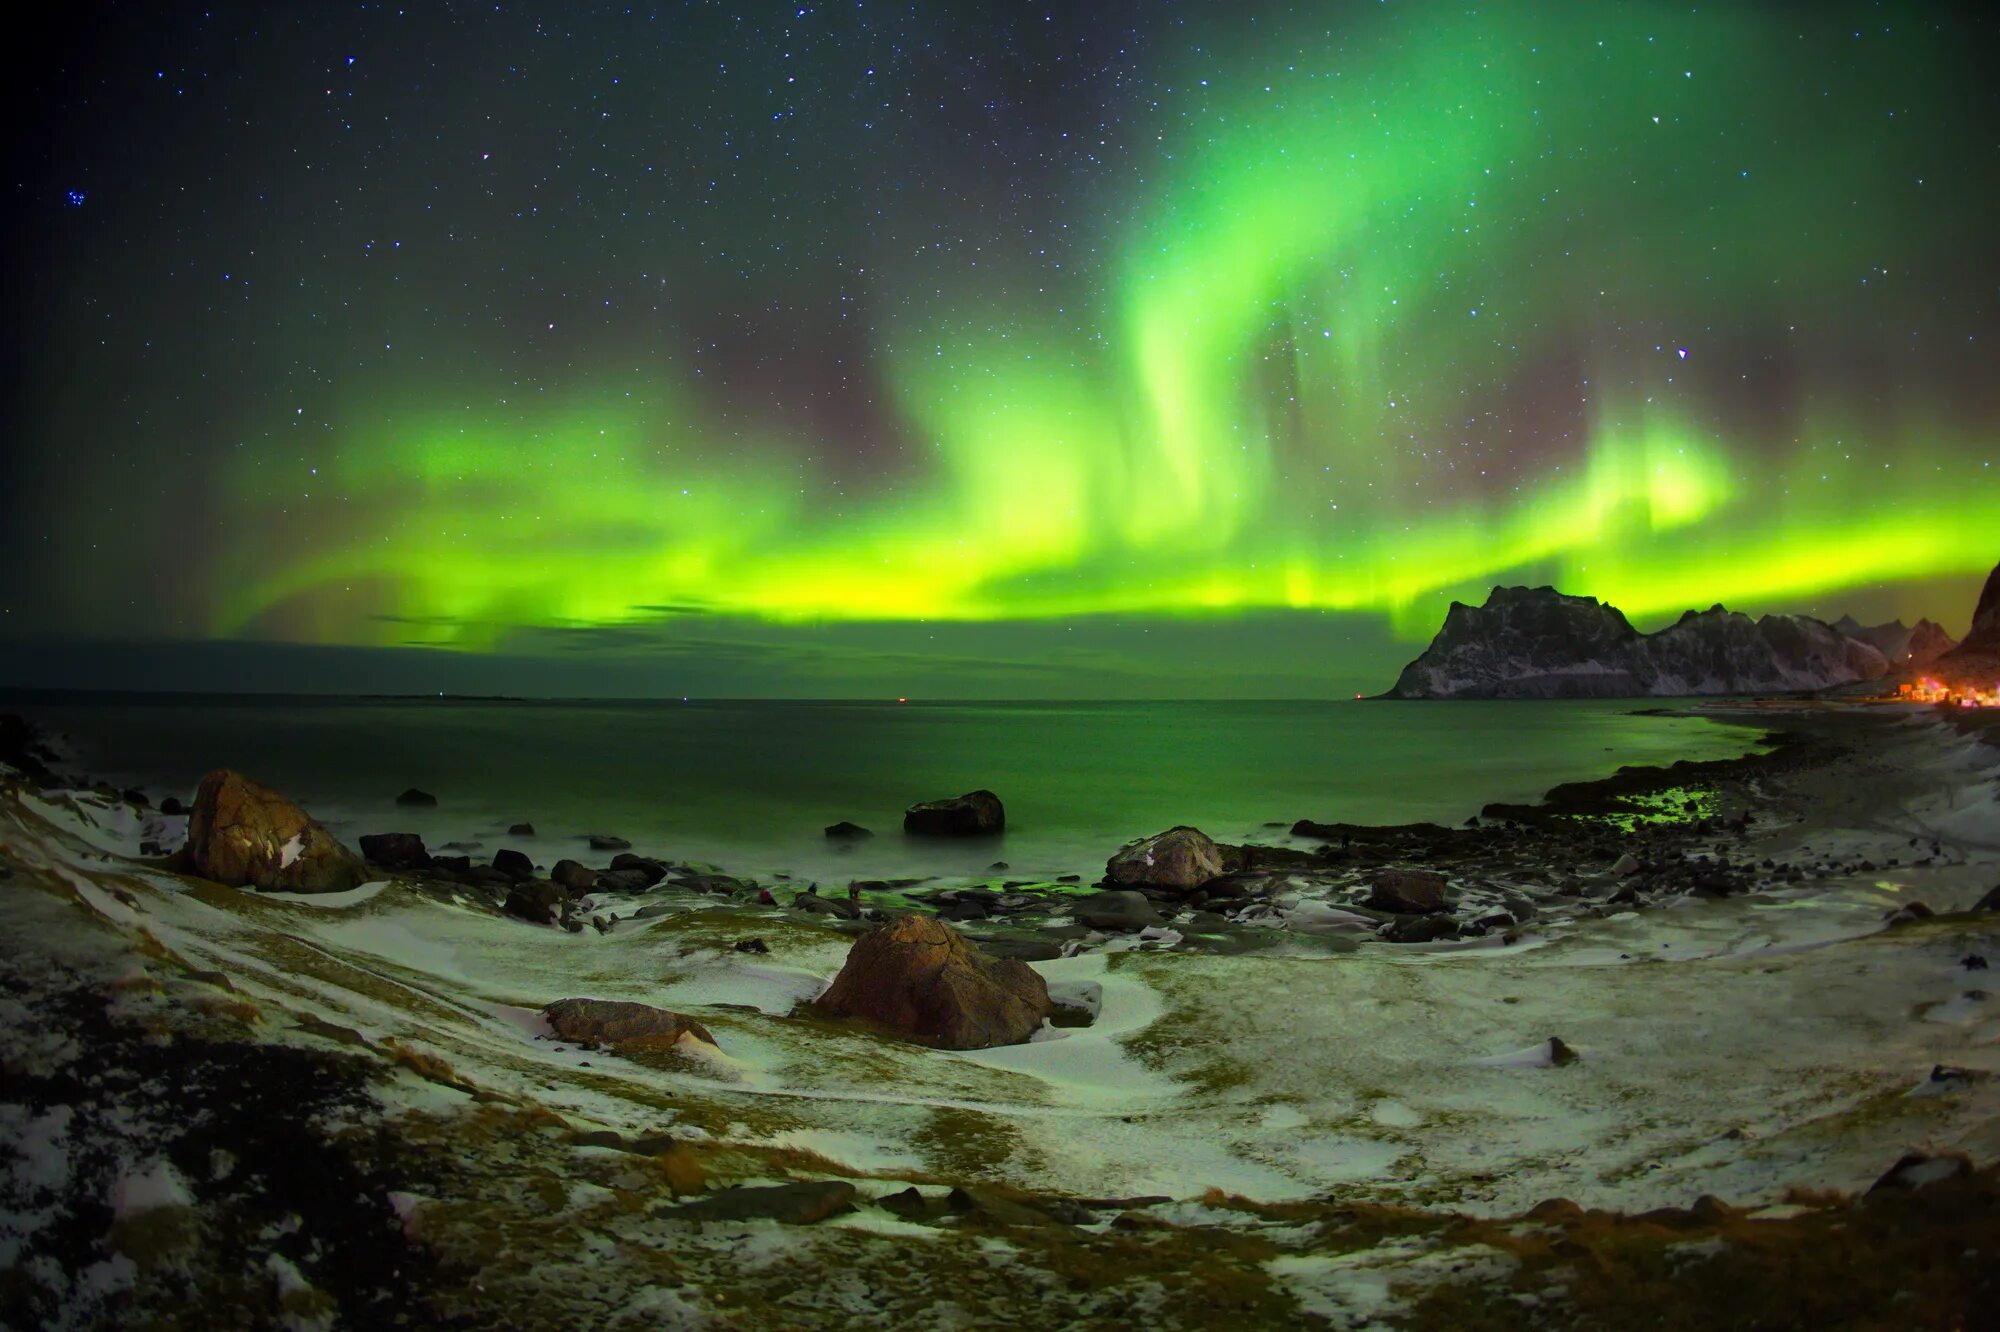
top-left (192, 5), bottom-right (1999, 651)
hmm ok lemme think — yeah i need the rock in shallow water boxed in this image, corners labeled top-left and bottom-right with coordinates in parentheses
top-left (492, 848), bottom-right (535, 881)
top-left (1104, 826), bottom-right (1223, 893)
top-left (814, 915), bottom-right (1051, 1049)
top-left (543, 998), bottom-right (717, 1050)
top-left (903, 789), bottom-right (1005, 837)
top-left (395, 787), bottom-right (437, 807)
top-left (1071, 890), bottom-right (1165, 932)
top-left (824, 820), bottom-right (873, 841)
top-left (359, 831), bottom-right (429, 870)
top-left (184, 769), bottom-right (366, 893)
top-left (504, 881), bottom-right (564, 925)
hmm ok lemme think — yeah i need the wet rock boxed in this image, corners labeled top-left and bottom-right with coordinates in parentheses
top-left (183, 769), bottom-right (367, 893)
top-left (1368, 867), bottom-right (1448, 914)
top-left (1884, 901), bottom-right (1935, 926)
top-left (395, 787), bottom-right (438, 807)
top-left (608, 853), bottom-right (668, 886)
top-left (587, 834), bottom-right (632, 851)
top-left (1546, 1036), bottom-right (1581, 1067)
top-left (979, 937), bottom-right (1065, 962)
top-left (1071, 890), bottom-right (1165, 932)
top-left (1104, 826), bottom-right (1224, 893)
top-left (814, 915), bottom-right (1052, 1049)
top-left (1612, 852), bottom-right (1642, 876)
top-left (1381, 914), bottom-right (1460, 944)
top-left (903, 789), bottom-right (1005, 837)
top-left (430, 854), bottom-right (473, 876)
top-left (794, 892), bottom-right (859, 919)
top-left (359, 832), bottom-right (429, 870)
top-left (158, 796), bottom-right (186, 817)
top-left (550, 859), bottom-right (595, 893)
top-left (1866, 1152), bottom-right (1972, 1195)
top-left (824, 821), bottom-right (873, 841)
top-left (492, 848), bottom-right (535, 881)
top-left (667, 1180), bottom-right (856, 1225)
top-left (674, 873), bottom-right (755, 896)
top-left (1974, 885), bottom-right (2000, 913)
top-left (504, 880), bottom-right (564, 926)
top-left (1964, 955), bottom-right (1989, 971)
top-left (544, 997), bottom-right (717, 1050)
top-left (507, 822), bottom-right (536, 836)
top-left (733, 938), bottom-right (770, 954)
top-left (591, 869), bottom-right (655, 894)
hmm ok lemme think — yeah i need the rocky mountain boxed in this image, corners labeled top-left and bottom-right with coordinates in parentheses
top-left (1832, 615), bottom-right (1957, 668)
top-left (1927, 560), bottom-right (2000, 684)
top-left (1386, 586), bottom-right (1891, 699)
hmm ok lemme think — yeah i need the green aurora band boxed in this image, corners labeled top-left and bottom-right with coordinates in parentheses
top-left (207, 5), bottom-right (1996, 651)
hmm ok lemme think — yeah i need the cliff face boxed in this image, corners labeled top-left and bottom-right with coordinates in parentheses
top-left (1385, 587), bottom-right (1646, 699)
top-left (1833, 615), bottom-right (1958, 667)
top-left (1387, 587), bottom-right (1890, 699)
top-left (1927, 561), bottom-right (2000, 684)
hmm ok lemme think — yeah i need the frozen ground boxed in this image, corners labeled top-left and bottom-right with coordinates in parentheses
top-left (2, 706), bottom-right (1997, 1328)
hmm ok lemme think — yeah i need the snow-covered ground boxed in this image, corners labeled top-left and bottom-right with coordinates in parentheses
top-left (3, 707), bottom-right (1998, 1327)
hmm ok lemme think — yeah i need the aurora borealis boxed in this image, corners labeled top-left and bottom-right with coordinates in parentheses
top-left (4, 1), bottom-right (1997, 695)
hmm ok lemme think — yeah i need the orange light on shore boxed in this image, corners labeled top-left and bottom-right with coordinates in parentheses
top-left (1898, 677), bottom-right (2000, 708)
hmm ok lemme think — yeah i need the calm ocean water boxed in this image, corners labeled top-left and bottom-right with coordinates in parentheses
top-left (12, 698), bottom-right (1762, 883)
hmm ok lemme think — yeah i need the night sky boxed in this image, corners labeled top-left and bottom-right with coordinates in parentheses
top-left (3, 1), bottom-right (1997, 697)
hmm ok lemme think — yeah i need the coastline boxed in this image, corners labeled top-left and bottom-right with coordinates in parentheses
top-left (2, 703), bottom-right (1997, 1327)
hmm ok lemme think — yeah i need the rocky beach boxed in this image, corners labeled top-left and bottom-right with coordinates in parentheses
top-left (3, 697), bottom-right (1997, 1329)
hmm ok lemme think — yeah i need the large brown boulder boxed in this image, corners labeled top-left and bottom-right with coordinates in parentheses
top-left (904, 789), bottom-right (1005, 836)
top-left (184, 769), bottom-right (366, 893)
top-left (543, 998), bottom-right (717, 1050)
top-left (1104, 826), bottom-right (1223, 892)
top-left (814, 915), bottom-right (1051, 1049)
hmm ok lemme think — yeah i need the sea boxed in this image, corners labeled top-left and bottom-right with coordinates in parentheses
top-left (6, 696), bottom-right (1767, 885)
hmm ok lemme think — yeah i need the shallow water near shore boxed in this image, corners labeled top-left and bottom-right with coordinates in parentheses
top-left (10, 696), bottom-right (1764, 881)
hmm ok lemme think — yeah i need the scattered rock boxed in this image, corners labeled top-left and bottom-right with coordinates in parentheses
top-left (1381, 914), bottom-right (1460, 944)
top-left (945, 1186), bottom-right (1077, 1227)
top-left (674, 873), bottom-right (755, 896)
top-left (1867, 1152), bottom-right (1973, 1195)
top-left (824, 821), bottom-right (873, 841)
top-left (733, 938), bottom-right (769, 954)
top-left (1973, 885), bottom-right (2000, 913)
top-left (492, 848), bottom-right (535, 881)
top-left (1612, 852), bottom-right (1642, 876)
top-left (1884, 901), bottom-right (1935, 926)
top-left (507, 822), bottom-right (536, 836)
top-left (591, 870), bottom-right (656, 894)
top-left (666, 1181), bottom-right (856, 1225)
top-left (1547, 1036), bottom-right (1580, 1067)
top-left (1104, 826), bottom-right (1224, 893)
top-left (395, 787), bottom-right (438, 807)
top-left (504, 881), bottom-right (564, 926)
top-left (543, 998), bottom-right (717, 1051)
top-left (1368, 867), bottom-right (1449, 914)
top-left (608, 853), bottom-right (668, 886)
top-left (1964, 955), bottom-right (1990, 971)
top-left (814, 915), bottom-right (1052, 1049)
top-left (358, 832), bottom-right (429, 870)
top-left (550, 859), bottom-right (595, 893)
top-left (588, 834), bottom-right (632, 851)
top-left (1070, 890), bottom-right (1165, 932)
top-left (793, 893), bottom-right (859, 919)
top-left (183, 770), bottom-right (367, 893)
top-left (903, 789), bottom-right (1005, 837)
top-left (158, 796), bottom-right (186, 817)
